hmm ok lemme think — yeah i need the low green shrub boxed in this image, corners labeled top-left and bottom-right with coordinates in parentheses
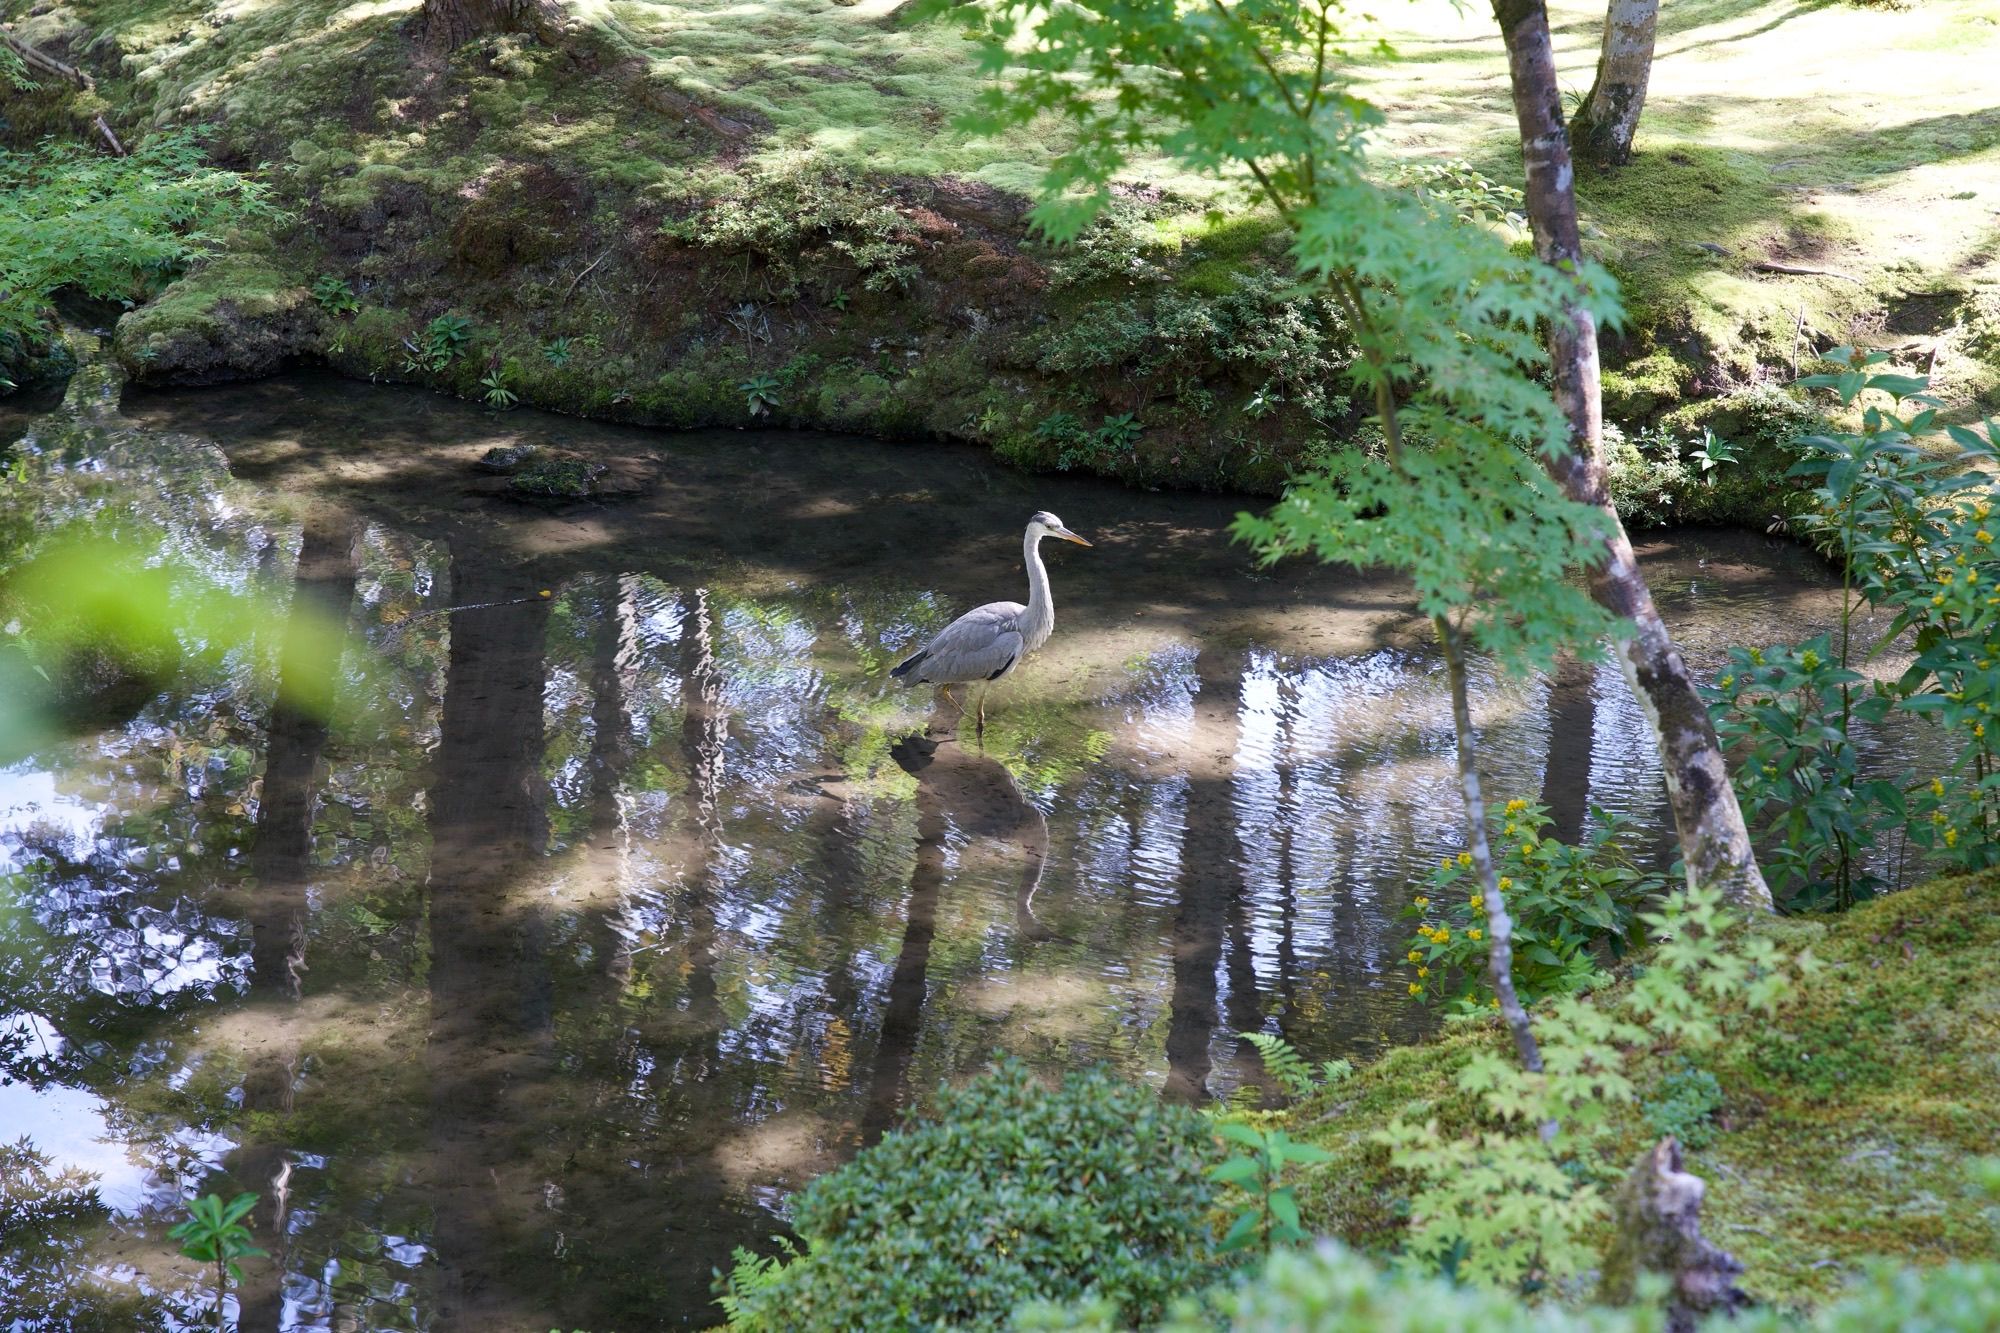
top-left (1641, 1060), bottom-right (1725, 1151)
top-left (716, 1059), bottom-right (1220, 1332)
top-left (1024, 1242), bottom-right (2000, 1332)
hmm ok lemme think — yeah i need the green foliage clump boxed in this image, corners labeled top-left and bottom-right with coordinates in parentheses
top-left (1376, 886), bottom-right (1810, 1291)
top-left (1641, 1060), bottom-right (1725, 1151)
top-left (1707, 354), bottom-right (2000, 909)
top-left (0, 132), bottom-right (279, 346)
top-left (1402, 799), bottom-right (1663, 1012)
top-left (717, 1059), bottom-right (1218, 1331)
top-left (1210, 1122), bottom-right (1332, 1254)
top-left (1045, 1242), bottom-right (2000, 1333)
top-left (310, 274), bottom-right (358, 315)
top-left (660, 167), bottom-right (916, 298)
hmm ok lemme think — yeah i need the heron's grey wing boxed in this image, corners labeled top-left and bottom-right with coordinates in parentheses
top-left (894, 601), bottom-right (1026, 685)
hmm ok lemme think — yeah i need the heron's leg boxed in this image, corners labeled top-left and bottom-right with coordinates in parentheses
top-left (939, 684), bottom-right (959, 711)
top-left (976, 686), bottom-right (986, 738)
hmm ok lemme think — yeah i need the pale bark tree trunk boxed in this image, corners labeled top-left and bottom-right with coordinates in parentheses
top-left (1490, 0), bottom-right (1773, 913)
top-left (420, 0), bottom-right (565, 49)
top-left (1570, 0), bottom-right (1659, 167)
top-left (1438, 618), bottom-right (1546, 1085)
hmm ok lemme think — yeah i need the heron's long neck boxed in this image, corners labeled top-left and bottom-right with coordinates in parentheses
top-left (1021, 529), bottom-right (1055, 649)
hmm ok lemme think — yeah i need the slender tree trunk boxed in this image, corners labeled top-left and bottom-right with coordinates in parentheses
top-left (1570, 0), bottom-right (1659, 167)
top-left (1438, 618), bottom-right (1545, 1085)
top-left (419, 0), bottom-right (565, 49)
top-left (1490, 0), bottom-right (1773, 913)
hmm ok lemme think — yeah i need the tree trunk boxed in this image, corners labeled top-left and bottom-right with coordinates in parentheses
top-left (419, 0), bottom-right (564, 49)
top-left (1490, 0), bottom-right (1773, 913)
top-left (1570, 0), bottom-right (1659, 167)
top-left (1599, 1137), bottom-right (1749, 1329)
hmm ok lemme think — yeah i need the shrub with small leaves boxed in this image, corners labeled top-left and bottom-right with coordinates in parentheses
top-left (715, 1059), bottom-right (1218, 1331)
top-left (1641, 1060), bottom-right (1725, 1151)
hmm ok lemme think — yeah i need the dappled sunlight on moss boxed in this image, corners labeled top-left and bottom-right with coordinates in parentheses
top-left (1289, 872), bottom-right (2000, 1308)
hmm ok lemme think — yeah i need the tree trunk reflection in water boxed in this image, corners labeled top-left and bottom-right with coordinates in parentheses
top-left (1539, 652), bottom-right (1598, 847)
top-left (424, 556), bottom-right (553, 1327)
top-left (860, 737), bottom-right (948, 1145)
top-left (674, 587), bottom-right (727, 1075)
top-left (233, 514), bottom-right (356, 1333)
top-left (1165, 649), bottom-right (1256, 1105)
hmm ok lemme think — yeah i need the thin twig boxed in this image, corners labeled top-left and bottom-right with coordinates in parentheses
top-left (1755, 260), bottom-right (1861, 284)
top-left (562, 249), bottom-right (612, 304)
top-left (93, 113), bottom-right (125, 156)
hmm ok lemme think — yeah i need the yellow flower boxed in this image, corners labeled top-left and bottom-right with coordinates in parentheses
top-left (1468, 928), bottom-right (1483, 941)
top-left (1932, 777), bottom-right (1947, 798)
top-left (1504, 798), bottom-right (1529, 815)
top-left (1933, 595), bottom-right (1946, 607)
top-left (1417, 967), bottom-right (1430, 979)
top-left (1408, 982), bottom-right (1423, 996)
top-left (1976, 723), bottom-right (1987, 739)
top-left (1945, 827), bottom-right (1960, 848)
top-left (1408, 949), bottom-right (1424, 963)
top-left (1749, 647), bottom-right (1765, 665)
top-left (1978, 530), bottom-right (1994, 544)
top-left (1489, 997), bottom-right (1500, 1009)
top-left (1498, 877), bottom-right (1512, 891)
top-left (1503, 823), bottom-right (1517, 836)
top-left (1457, 852), bottom-right (1472, 868)
top-left (1436, 928), bottom-right (1452, 943)
top-left (1413, 896), bottom-right (1430, 909)
top-left (1717, 674), bottom-right (1734, 690)
top-left (1940, 571), bottom-right (1955, 585)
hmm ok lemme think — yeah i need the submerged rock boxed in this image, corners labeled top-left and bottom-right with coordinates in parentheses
top-left (475, 443), bottom-right (542, 474)
top-left (508, 452), bottom-right (609, 499)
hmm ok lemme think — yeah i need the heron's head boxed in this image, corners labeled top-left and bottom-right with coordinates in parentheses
top-left (1028, 510), bottom-right (1092, 547)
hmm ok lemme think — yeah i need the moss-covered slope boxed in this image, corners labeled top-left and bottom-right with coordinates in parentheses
top-left (8, 0), bottom-right (1998, 504)
top-left (1289, 871), bottom-right (2000, 1311)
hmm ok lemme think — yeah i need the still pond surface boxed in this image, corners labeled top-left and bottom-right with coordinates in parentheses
top-left (0, 368), bottom-right (1904, 1330)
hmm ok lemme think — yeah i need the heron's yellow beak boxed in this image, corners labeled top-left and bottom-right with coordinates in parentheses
top-left (1056, 529), bottom-right (1093, 547)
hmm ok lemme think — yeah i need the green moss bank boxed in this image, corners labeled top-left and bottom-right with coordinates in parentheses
top-left (1288, 871), bottom-right (2000, 1311)
top-left (7, 0), bottom-right (1998, 515)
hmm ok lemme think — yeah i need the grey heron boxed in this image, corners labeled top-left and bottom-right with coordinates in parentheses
top-left (890, 510), bottom-right (1092, 733)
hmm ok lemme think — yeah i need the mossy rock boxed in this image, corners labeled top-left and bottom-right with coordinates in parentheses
top-left (113, 254), bottom-right (321, 386)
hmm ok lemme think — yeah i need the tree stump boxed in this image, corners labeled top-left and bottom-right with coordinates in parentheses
top-left (1599, 1136), bottom-right (1749, 1331)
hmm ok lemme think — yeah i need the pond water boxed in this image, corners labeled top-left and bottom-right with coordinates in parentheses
top-left (0, 368), bottom-right (1919, 1330)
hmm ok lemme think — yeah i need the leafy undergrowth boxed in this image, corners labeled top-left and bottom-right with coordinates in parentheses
top-left (1290, 870), bottom-right (2000, 1311)
top-left (5, 0), bottom-right (1996, 501)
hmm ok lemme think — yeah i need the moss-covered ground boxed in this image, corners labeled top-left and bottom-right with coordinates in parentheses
top-left (5, 0), bottom-right (1998, 508)
top-left (1287, 870), bottom-right (2000, 1311)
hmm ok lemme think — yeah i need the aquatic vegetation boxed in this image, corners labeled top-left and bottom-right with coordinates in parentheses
top-left (168, 1192), bottom-right (265, 1332)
